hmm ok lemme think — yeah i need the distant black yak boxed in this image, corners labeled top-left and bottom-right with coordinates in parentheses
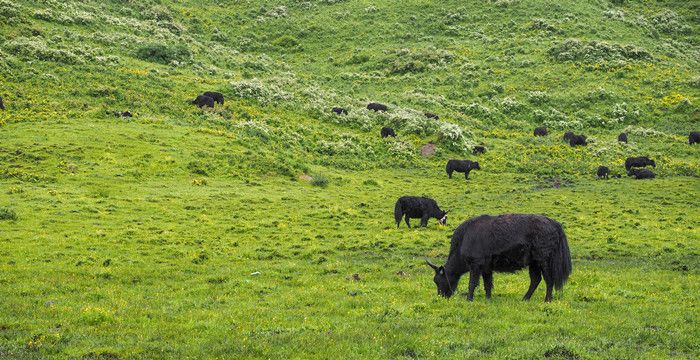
top-left (627, 168), bottom-right (656, 179)
top-left (569, 135), bottom-right (587, 147)
top-left (534, 127), bottom-right (548, 136)
top-left (625, 156), bottom-right (655, 171)
top-left (563, 131), bottom-right (574, 142)
top-left (426, 214), bottom-right (572, 302)
top-left (381, 127), bottom-right (396, 138)
top-left (192, 95), bottom-right (215, 108)
top-left (689, 131), bottom-right (700, 145)
top-left (618, 132), bottom-right (628, 143)
top-left (108, 111), bottom-right (132, 117)
top-left (203, 91), bottom-right (224, 105)
top-left (424, 112), bottom-right (439, 120)
top-left (472, 146), bottom-right (486, 155)
top-left (0, 95), bottom-right (4, 110)
top-left (332, 107), bottom-right (348, 115)
top-left (367, 102), bottom-right (388, 112)
top-left (446, 160), bottom-right (480, 180)
top-left (394, 196), bottom-right (447, 228)
top-left (596, 166), bottom-right (609, 179)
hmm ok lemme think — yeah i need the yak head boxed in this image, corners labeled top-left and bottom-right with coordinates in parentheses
top-left (438, 211), bottom-right (448, 226)
top-left (650, 160), bottom-right (656, 167)
top-left (472, 162), bottom-right (481, 170)
top-left (426, 260), bottom-right (454, 297)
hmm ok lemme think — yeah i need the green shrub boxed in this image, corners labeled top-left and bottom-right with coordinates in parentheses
top-left (548, 39), bottom-right (651, 62)
top-left (311, 174), bottom-right (329, 187)
top-left (135, 43), bottom-right (191, 65)
top-left (0, 207), bottom-right (17, 221)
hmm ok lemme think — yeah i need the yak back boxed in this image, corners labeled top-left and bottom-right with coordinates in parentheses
top-left (448, 214), bottom-right (560, 270)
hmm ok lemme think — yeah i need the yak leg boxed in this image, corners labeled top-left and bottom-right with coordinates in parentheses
top-left (464, 170), bottom-right (470, 180)
top-left (466, 266), bottom-right (482, 301)
top-left (420, 215), bottom-right (429, 227)
top-left (447, 169), bottom-right (453, 179)
top-left (541, 265), bottom-right (554, 302)
top-left (523, 264), bottom-right (542, 301)
top-left (482, 272), bottom-right (493, 299)
top-left (405, 217), bottom-right (411, 228)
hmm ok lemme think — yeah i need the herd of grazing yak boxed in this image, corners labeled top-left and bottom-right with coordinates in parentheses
top-left (2, 90), bottom-right (696, 302)
top-left (188, 92), bottom-right (696, 302)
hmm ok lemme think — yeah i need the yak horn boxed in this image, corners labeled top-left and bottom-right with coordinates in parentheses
top-left (425, 259), bottom-right (439, 271)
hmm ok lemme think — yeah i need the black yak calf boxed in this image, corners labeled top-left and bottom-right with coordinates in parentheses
top-left (472, 146), bottom-right (486, 155)
top-left (596, 166), bottom-right (609, 179)
top-left (426, 214), bottom-right (572, 302)
top-left (446, 160), bottom-right (480, 180)
top-left (394, 196), bottom-right (447, 228)
top-left (690, 131), bottom-right (700, 145)
top-left (563, 131), bottom-right (574, 142)
top-left (192, 95), bottom-right (215, 108)
top-left (534, 127), bottom-right (548, 136)
top-left (381, 127), bottom-right (396, 138)
top-left (203, 91), bottom-right (224, 105)
top-left (625, 156), bottom-right (655, 171)
top-left (569, 134), bottom-right (587, 147)
top-left (367, 102), bottom-right (388, 112)
top-left (332, 107), bottom-right (348, 115)
top-left (628, 168), bottom-right (655, 179)
top-left (424, 112), bottom-right (439, 120)
top-left (618, 132), bottom-right (628, 143)
top-left (0, 95), bottom-right (4, 110)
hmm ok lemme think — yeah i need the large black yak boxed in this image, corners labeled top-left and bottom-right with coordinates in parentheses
top-left (563, 132), bottom-right (574, 142)
top-left (534, 127), bottom-right (548, 136)
top-left (394, 196), bottom-right (447, 228)
top-left (426, 214), bottom-right (572, 302)
top-left (597, 166), bottom-right (609, 179)
top-left (367, 102), bottom-right (388, 112)
top-left (381, 127), bottom-right (396, 138)
top-left (446, 160), bottom-right (480, 180)
top-left (203, 91), bottom-right (224, 105)
top-left (689, 131), bottom-right (700, 145)
top-left (192, 95), bottom-right (215, 108)
top-left (625, 156), bottom-right (655, 171)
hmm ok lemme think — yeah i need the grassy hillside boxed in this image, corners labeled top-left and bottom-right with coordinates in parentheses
top-left (1, 0), bottom-right (699, 358)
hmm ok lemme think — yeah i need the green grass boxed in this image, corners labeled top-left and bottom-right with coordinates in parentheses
top-left (1, 0), bottom-right (699, 358)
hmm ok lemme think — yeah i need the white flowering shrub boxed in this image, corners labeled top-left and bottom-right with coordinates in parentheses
top-left (650, 10), bottom-right (690, 34)
top-left (437, 122), bottom-right (472, 150)
top-left (534, 108), bottom-right (582, 129)
top-left (622, 126), bottom-right (667, 137)
top-left (0, 0), bottom-right (22, 23)
top-left (4, 37), bottom-right (84, 64)
top-left (499, 97), bottom-right (523, 114)
top-left (527, 91), bottom-right (550, 105)
top-left (386, 139), bottom-right (415, 159)
top-left (608, 102), bottom-right (640, 125)
top-left (548, 39), bottom-right (651, 62)
top-left (230, 79), bottom-right (294, 105)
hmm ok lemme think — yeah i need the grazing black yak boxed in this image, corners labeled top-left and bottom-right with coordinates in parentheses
top-left (394, 196), bottom-right (447, 228)
top-left (332, 107), bottom-right (348, 115)
top-left (192, 95), bottom-right (215, 108)
top-left (690, 131), bottom-right (700, 145)
top-left (534, 127), bottom-right (548, 136)
top-left (596, 166), bottom-right (609, 179)
top-left (367, 102), bottom-right (388, 112)
top-left (426, 214), bottom-right (572, 302)
top-left (627, 168), bottom-right (656, 179)
top-left (203, 91), bottom-right (224, 105)
top-left (472, 146), bottom-right (486, 155)
top-left (563, 131), bottom-right (574, 142)
top-left (618, 132), bottom-right (628, 143)
top-left (424, 112), bottom-right (439, 120)
top-left (569, 135), bottom-right (587, 147)
top-left (446, 160), bottom-right (480, 180)
top-left (381, 127), bottom-right (396, 138)
top-left (0, 95), bottom-right (4, 110)
top-left (109, 111), bottom-right (132, 117)
top-left (625, 156), bottom-right (655, 171)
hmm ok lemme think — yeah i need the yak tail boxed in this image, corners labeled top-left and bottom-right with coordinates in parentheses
top-left (394, 200), bottom-right (404, 228)
top-left (551, 221), bottom-right (572, 291)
